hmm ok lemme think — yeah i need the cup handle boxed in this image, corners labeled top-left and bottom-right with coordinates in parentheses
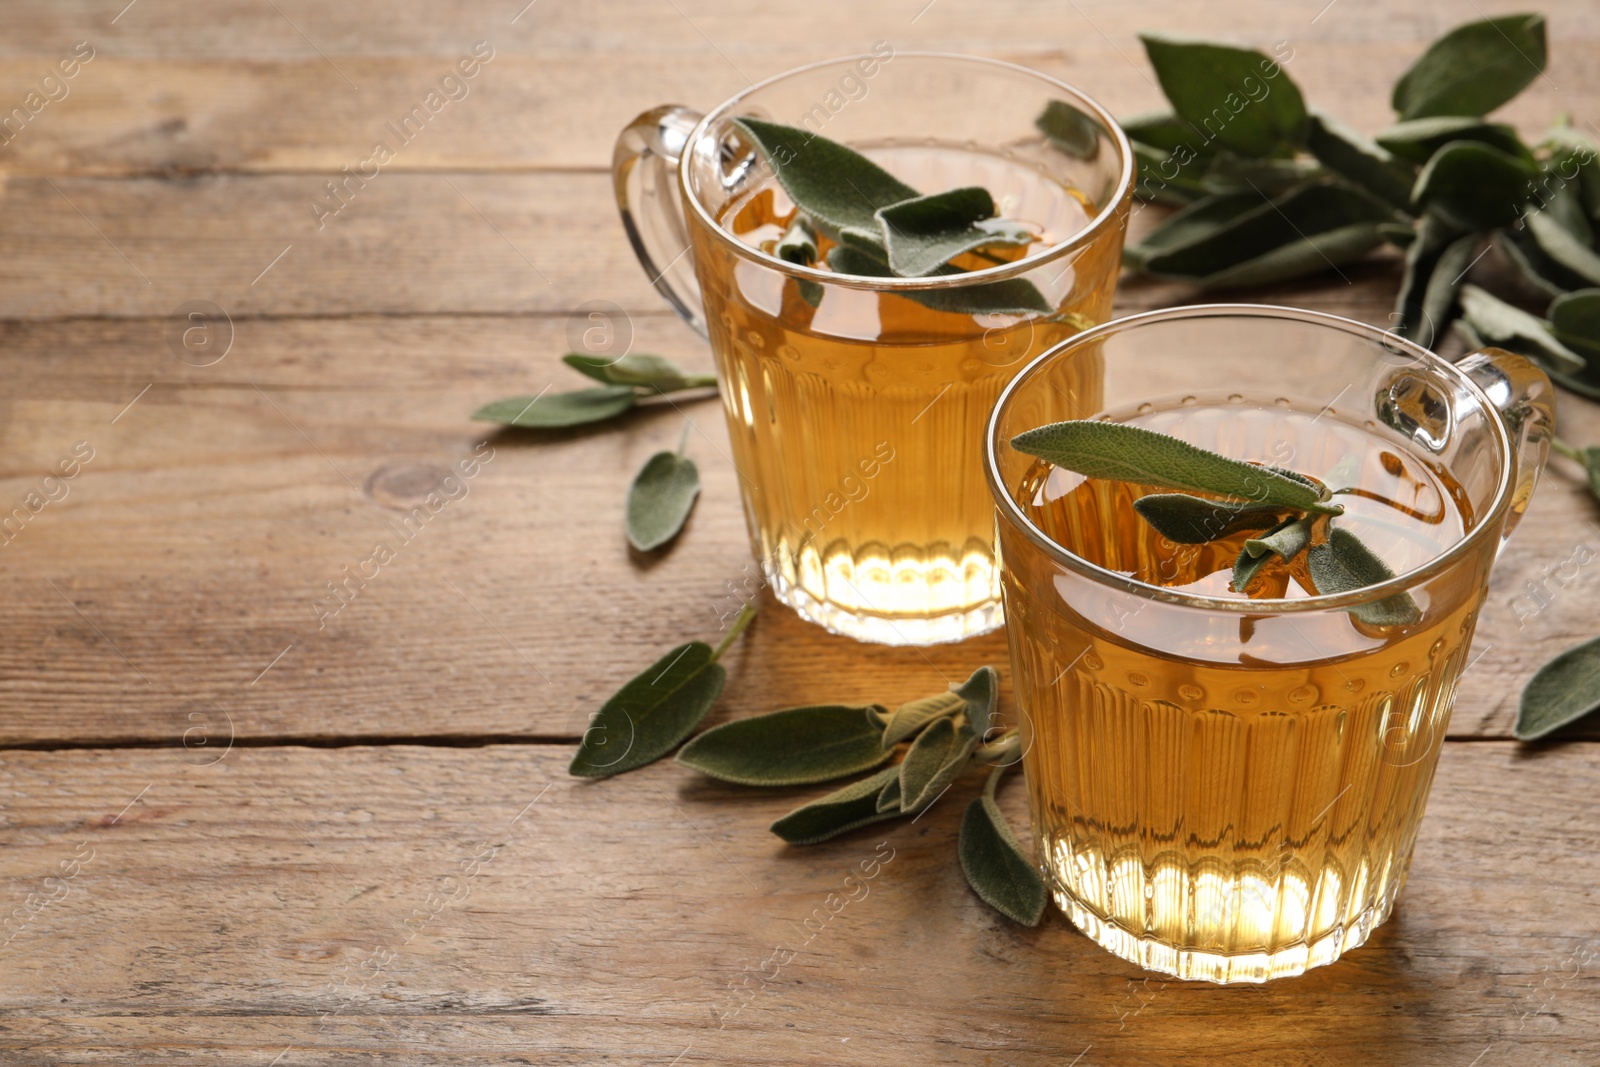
top-left (613, 105), bottom-right (708, 338)
top-left (1456, 346), bottom-right (1555, 549)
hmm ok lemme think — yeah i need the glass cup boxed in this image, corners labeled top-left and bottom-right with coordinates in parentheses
top-left (614, 52), bottom-right (1133, 645)
top-left (984, 305), bottom-right (1553, 983)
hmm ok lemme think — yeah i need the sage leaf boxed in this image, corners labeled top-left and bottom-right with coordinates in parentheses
top-left (875, 775), bottom-right (902, 814)
top-left (1496, 227), bottom-right (1580, 297)
top-left (1543, 181), bottom-right (1595, 245)
top-left (1132, 492), bottom-right (1283, 543)
top-left (1011, 420), bottom-right (1325, 509)
top-left (626, 447), bottom-right (700, 552)
top-left (769, 765), bottom-right (902, 845)
top-left (1245, 514), bottom-right (1315, 562)
top-left (876, 186), bottom-right (1032, 277)
top-left (474, 385), bottom-right (637, 429)
top-left (1412, 140), bottom-right (1535, 231)
top-left (1516, 634), bottom-right (1600, 741)
top-left (953, 665), bottom-right (999, 739)
top-left (958, 765), bottom-right (1046, 926)
top-left (1527, 211), bottom-right (1600, 287)
top-left (1130, 140), bottom-right (1211, 205)
top-left (676, 703), bottom-right (892, 786)
top-left (1121, 110), bottom-right (1210, 158)
top-left (1201, 153), bottom-right (1322, 198)
top-left (898, 716), bottom-right (978, 813)
top-left (1139, 33), bottom-right (1308, 157)
top-left (1231, 530), bottom-right (1283, 592)
top-left (1378, 221), bottom-right (1417, 249)
top-left (1136, 183), bottom-right (1392, 288)
top-left (1306, 111), bottom-right (1415, 211)
top-left (1036, 99), bottom-right (1102, 160)
top-left (774, 216), bottom-right (817, 266)
top-left (1547, 289), bottom-right (1600, 397)
top-left (1376, 116), bottom-right (1530, 167)
top-left (881, 690), bottom-right (964, 749)
top-left (1391, 13), bottom-right (1546, 120)
top-left (825, 245), bottom-right (1053, 316)
top-left (732, 117), bottom-right (917, 236)
top-left (1459, 284), bottom-right (1585, 374)
top-left (570, 648), bottom-right (719, 777)
top-left (1394, 214), bottom-right (1475, 346)
top-left (1545, 122), bottom-right (1600, 221)
top-left (1124, 192), bottom-right (1260, 269)
top-left (563, 353), bottom-right (717, 393)
top-left (1306, 527), bottom-right (1422, 626)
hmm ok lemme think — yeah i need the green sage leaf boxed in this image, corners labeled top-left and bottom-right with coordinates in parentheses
top-left (1230, 523), bottom-right (1287, 592)
top-left (569, 642), bottom-right (725, 778)
top-left (1391, 13), bottom-right (1546, 120)
top-left (1376, 116), bottom-right (1531, 167)
top-left (473, 385), bottom-right (638, 429)
top-left (774, 216), bottom-right (817, 266)
top-left (953, 665), bottom-right (999, 739)
top-left (1011, 420), bottom-right (1325, 509)
top-left (1412, 140), bottom-right (1536, 231)
top-left (1244, 514), bottom-right (1315, 561)
top-left (1130, 140), bottom-right (1211, 205)
top-left (1378, 221), bottom-right (1418, 248)
top-left (1036, 99), bottom-right (1102, 160)
top-left (881, 690), bottom-right (964, 749)
top-left (1516, 634), bottom-right (1600, 741)
top-left (1136, 183), bottom-right (1392, 288)
top-left (676, 703), bottom-right (892, 786)
top-left (875, 775), bottom-right (902, 814)
top-left (1121, 110), bottom-right (1210, 157)
top-left (1459, 284), bottom-right (1585, 374)
top-left (1306, 526), bottom-right (1422, 626)
top-left (1306, 111), bottom-right (1416, 211)
top-left (958, 765), bottom-right (1046, 926)
top-left (1394, 213), bottom-right (1475, 347)
top-left (1139, 33), bottom-right (1307, 157)
top-left (732, 117), bottom-right (917, 236)
top-left (563, 353), bottom-right (717, 392)
top-left (1526, 211), bottom-right (1600, 287)
top-left (1496, 227), bottom-right (1578, 297)
top-left (1201, 153), bottom-right (1322, 198)
top-left (1547, 289), bottom-right (1600, 397)
top-left (876, 186), bottom-right (1032, 277)
top-left (1132, 492), bottom-right (1284, 544)
top-left (898, 717), bottom-right (978, 813)
top-left (626, 447), bottom-right (700, 552)
top-left (769, 765), bottom-right (902, 845)
top-left (825, 245), bottom-right (1053, 316)
top-left (1124, 192), bottom-right (1260, 269)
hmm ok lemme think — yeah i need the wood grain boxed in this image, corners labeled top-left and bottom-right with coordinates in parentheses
top-left (0, 742), bottom-right (1594, 1065)
top-left (0, 310), bottom-right (1596, 745)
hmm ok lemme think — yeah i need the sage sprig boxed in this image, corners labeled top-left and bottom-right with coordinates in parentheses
top-left (1118, 14), bottom-right (1600, 377)
top-left (571, 657), bottom-right (1045, 925)
top-left (625, 422), bottom-right (700, 552)
top-left (730, 118), bottom-right (1052, 317)
top-left (1012, 419), bottom-right (1422, 624)
top-left (474, 351), bottom-right (717, 430)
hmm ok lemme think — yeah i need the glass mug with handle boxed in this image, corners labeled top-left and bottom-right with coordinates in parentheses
top-left (985, 305), bottom-right (1552, 983)
top-left (614, 51), bottom-right (1133, 645)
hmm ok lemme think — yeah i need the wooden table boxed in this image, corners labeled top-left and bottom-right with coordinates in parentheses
top-left (1, 1), bottom-right (1597, 1063)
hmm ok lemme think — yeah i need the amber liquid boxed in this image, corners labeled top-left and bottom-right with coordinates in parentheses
top-left (693, 144), bottom-right (1124, 644)
top-left (1002, 397), bottom-right (1487, 982)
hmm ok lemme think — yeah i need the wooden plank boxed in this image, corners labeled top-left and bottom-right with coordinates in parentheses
top-left (0, 741), bottom-right (1594, 1063)
top-left (0, 310), bottom-right (1595, 745)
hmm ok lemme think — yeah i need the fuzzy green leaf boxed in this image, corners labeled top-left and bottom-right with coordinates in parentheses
top-left (626, 450), bottom-right (700, 552)
top-left (958, 766), bottom-right (1047, 926)
top-left (474, 386), bottom-right (637, 429)
top-left (1306, 527), bottom-right (1422, 626)
top-left (1132, 492), bottom-right (1284, 544)
top-left (1011, 420), bottom-right (1324, 509)
top-left (563, 353), bottom-right (716, 392)
top-left (953, 665), bottom-right (999, 739)
top-left (1139, 33), bottom-right (1307, 157)
top-left (1412, 140), bottom-right (1536, 231)
top-left (1527, 211), bottom-right (1600, 287)
top-left (1459, 284), bottom-right (1585, 374)
top-left (825, 245), bottom-right (1053, 316)
top-left (876, 186), bottom-right (1032, 277)
top-left (875, 775), bottom-right (903, 813)
top-left (1376, 116), bottom-right (1531, 167)
top-left (880, 690), bottom-right (964, 749)
top-left (1392, 13), bottom-right (1546, 120)
top-left (1124, 192), bottom-right (1261, 269)
top-left (769, 765), bottom-right (903, 845)
top-left (1547, 289), bottom-right (1600, 397)
top-left (1516, 634), bottom-right (1600, 740)
top-left (1036, 99), bottom-right (1102, 160)
top-left (676, 703), bottom-right (892, 786)
top-left (898, 717), bottom-right (978, 813)
top-left (569, 642), bottom-right (726, 778)
top-left (1244, 514), bottom-right (1315, 561)
top-left (1394, 213), bottom-right (1475, 347)
top-left (732, 117), bottom-right (917, 236)
top-left (1305, 111), bottom-right (1416, 211)
top-left (1497, 227), bottom-right (1581, 297)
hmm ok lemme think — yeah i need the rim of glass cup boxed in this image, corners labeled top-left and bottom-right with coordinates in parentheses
top-left (679, 52), bottom-right (1135, 292)
top-left (984, 303), bottom-right (1517, 616)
